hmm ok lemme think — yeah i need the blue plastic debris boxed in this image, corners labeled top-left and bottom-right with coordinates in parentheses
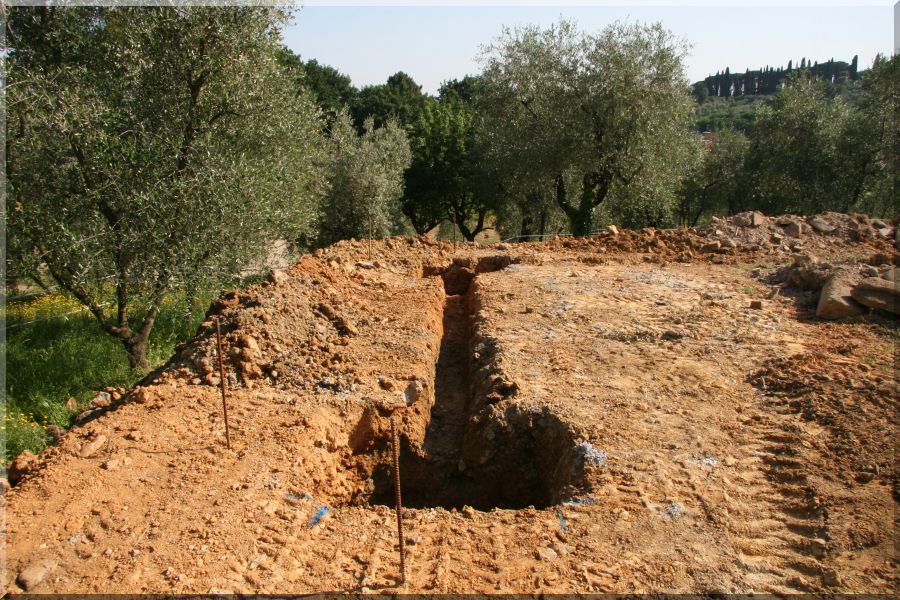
top-left (564, 498), bottom-right (596, 506)
top-left (556, 506), bottom-right (567, 532)
top-left (308, 505), bottom-right (328, 528)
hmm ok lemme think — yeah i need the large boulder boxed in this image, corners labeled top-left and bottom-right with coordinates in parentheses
top-left (851, 277), bottom-right (898, 315)
top-left (817, 270), bottom-right (867, 320)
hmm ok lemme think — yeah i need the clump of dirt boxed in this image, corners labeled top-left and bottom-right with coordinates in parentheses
top-left (3, 214), bottom-right (897, 595)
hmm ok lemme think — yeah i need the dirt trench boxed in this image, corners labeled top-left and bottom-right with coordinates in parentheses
top-left (346, 259), bottom-right (587, 511)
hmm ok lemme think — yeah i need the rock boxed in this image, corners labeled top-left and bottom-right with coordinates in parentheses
top-left (878, 227), bottom-right (893, 238)
top-left (46, 424), bottom-right (65, 443)
top-left (90, 391), bottom-right (111, 408)
top-left (869, 252), bottom-right (893, 266)
top-left (750, 211), bottom-right (767, 227)
top-left (65, 397), bottom-right (78, 412)
top-left (700, 241), bottom-right (721, 253)
top-left (240, 335), bottom-right (260, 355)
top-left (783, 220), bottom-right (808, 237)
top-left (552, 542), bottom-right (575, 557)
top-left (535, 547), bottom-right (558, 561)
top-left (872, 219), bottom-right (887, 229)
top-left (749, 300), bottom-right (763, 310)
top-left (404, 380), bottom-right (426, 405)
top-left (784, 255), bottom-right (832, 290)
top-left (8, 450), bottom-right (38, 485)
top-left (817, 271), bottom-right (867, 320)
top-left (130, 387), bottom-right (151, 404)
top-left (861, 265), bottom-right (880, 278)
top-left (809, 216), bottom-right (836, 234)
top-left (17, 559), bottom-right (57, 591)
top-left (731, 213), bottom-right (751, 227)
top-left (266, 269), bottom-right (288, 285)
top-left (882, 268), bottom-right (897, 282)
top-left (377, 376), bottom-right (396, 391)
top-left (732, 211), bottom-right (766, 228)
top-left (852, 277), bottom-right (898, 315)
top-left (80, 434), bottom-right (108, 458)
top-left (607, 225), bottom-right (619, 236)
top-left (822, 567), bottom-right (842, 587)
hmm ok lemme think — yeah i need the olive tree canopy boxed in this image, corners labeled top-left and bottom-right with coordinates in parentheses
top-left (479, 20), bottom-right (698, 234)
top-left (6, 6), bottom-right (329, 370)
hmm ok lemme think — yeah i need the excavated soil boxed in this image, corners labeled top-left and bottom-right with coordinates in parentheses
top-left (3, 222), bottom-right (897, 594)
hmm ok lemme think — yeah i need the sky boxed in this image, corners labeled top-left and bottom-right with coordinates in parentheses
top-left (281, 1), bottom-right (896, 95)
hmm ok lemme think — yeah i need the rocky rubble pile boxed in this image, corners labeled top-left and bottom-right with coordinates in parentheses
top-left (696, 211), bottom-right (898, 254)
top-left (775, 254), bottom-right (898, 319)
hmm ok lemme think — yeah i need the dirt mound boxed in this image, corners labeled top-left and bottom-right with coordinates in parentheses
top-left (4, 219), bottom-right (897, 595)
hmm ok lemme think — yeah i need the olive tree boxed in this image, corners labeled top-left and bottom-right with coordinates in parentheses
top-left (677, 129), bottom-right (749, 226)
top-left (479, 20), bottom-right (697, 234)
top-left (853, 54), bottom-right (899, 217)
top-left (6, 6), bottom-right (329, 370)
top-left (318, 112), bottom-right (412, 246)
top-left (743, 76), bottom-right (861, 215)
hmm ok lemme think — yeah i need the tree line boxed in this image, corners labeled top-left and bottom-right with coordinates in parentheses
top-left (694, 55), bottom-right (859, 100)
top-left (6, 6), bottom-right (897, 370)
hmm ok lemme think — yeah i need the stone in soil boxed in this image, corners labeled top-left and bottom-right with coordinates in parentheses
top-left (817, 271), bottom-right (867, 320)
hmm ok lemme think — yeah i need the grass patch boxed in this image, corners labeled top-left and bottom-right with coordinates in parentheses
top-left (3, 291), bottom-right (215, 462)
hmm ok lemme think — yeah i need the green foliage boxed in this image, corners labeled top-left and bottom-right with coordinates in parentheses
top-left (352, 71), bottom-right (427, 130)
top-left (742, 75), bottom-right (862, 214)
top-left (6, 6), bottom-right (329, 370)
top-left (438, 75), bottom-right (482, 103)
top-left (318, 112), bottom-right (413, 245)
top-left (479, 20), bottom-right (698, 233)
top-left (3, 290), bottom-right (213, 461)
top-left (404, 99), bottom-right (494, 240)
top-left (276, 47), bottom-right (358, 121)
top-left (678, 129), bottom-right (750, 225)
top-left (693, 96), bottom-right (766, 133)
top-left (852, 54), bottom-right (899, 217)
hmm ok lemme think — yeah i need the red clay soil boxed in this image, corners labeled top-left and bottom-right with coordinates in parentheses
top-left (3, 218), bottom-right (897, 594)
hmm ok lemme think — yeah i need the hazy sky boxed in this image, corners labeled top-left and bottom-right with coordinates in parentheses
top-left (282, 1), bottom-right (895, 94)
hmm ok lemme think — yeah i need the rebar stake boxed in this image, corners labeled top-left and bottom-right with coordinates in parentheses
top-left (390, 416), bottom-right (407, 584)
top-left (215, 317), bottom-right (231, 450)
top-left (368, 213), bottom-right (374, 261)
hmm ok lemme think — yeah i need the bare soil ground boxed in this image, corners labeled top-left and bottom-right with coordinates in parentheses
top-left (3, 221), bottom-right (897, 594)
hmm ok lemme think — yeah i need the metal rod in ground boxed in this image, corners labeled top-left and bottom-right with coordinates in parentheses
top-left (215, 317), bottom-right (231, 450)
top-left (390, 416), bottom-right (407, 584)
top-left (368, 213), bottom-right (373, 261)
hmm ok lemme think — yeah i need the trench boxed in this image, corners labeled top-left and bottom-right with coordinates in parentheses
top-left (359, 257), bottom-right (586, 511)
